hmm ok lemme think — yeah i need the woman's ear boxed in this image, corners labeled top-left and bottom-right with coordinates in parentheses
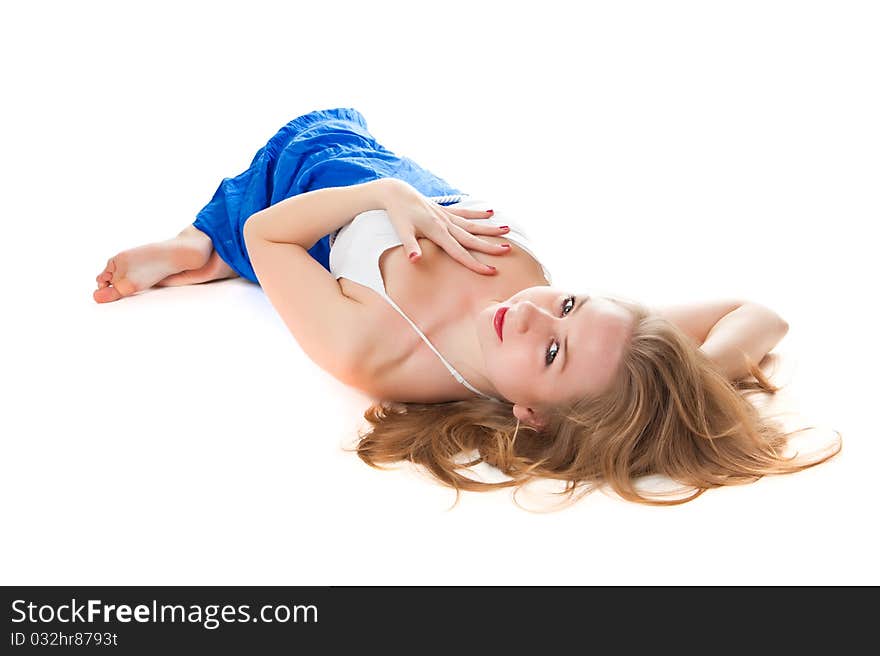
top-left (513, 403), bottom-right (548, 431)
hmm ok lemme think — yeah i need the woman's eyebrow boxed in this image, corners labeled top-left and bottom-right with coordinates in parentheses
top-left (561, 296), bottom-right (588, 374)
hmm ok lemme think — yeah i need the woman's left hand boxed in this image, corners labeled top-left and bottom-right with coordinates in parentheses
top-left (378, 178), bottom-right (512, 275)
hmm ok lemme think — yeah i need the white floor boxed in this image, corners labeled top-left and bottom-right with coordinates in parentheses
top-left (3, 1), bottom-right (877, 585)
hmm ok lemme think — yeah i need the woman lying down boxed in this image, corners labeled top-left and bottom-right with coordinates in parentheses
top-left (93, 108), bottom-right (841, 508)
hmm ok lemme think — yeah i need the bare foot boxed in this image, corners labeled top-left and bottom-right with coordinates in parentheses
top-left (94, 238), bottom-right (211, 303)
top-left (154, 250), bottom-right (239, 287)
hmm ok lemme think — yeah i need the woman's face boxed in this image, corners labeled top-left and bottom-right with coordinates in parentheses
top-left (477, 286), bottom-right (636, 408)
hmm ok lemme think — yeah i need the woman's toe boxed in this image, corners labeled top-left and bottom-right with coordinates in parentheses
top-left (92, 275), bottom-right (138, 303)
top-left (93, 286), bottom-right (122, 303)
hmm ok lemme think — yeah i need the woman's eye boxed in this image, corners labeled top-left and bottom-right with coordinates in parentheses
top-left (546, 341), bottom-right (559, 366)
top-left (547, 296), bottom-right (575, 366)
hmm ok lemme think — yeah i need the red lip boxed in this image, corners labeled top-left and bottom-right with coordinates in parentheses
top-left (494, 306), bottom-right (508, 341)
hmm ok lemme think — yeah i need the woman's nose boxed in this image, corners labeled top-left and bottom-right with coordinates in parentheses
top-left (515, 301), bottom-right (551, 333)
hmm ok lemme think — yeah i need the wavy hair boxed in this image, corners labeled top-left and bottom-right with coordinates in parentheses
top-left (346, 297), bottom-right (842, 510)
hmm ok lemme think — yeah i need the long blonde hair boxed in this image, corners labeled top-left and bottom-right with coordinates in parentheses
top-left (347, 297), bottom-right (841, 510)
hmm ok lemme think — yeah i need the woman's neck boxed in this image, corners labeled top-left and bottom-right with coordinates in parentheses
top-left (431, 266), bottom-right (550, 402)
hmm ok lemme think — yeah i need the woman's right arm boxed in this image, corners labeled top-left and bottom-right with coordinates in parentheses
top-left (653, 300), bottom-right (790, 381)
top-left (697, 302), bottom-right (790, 381)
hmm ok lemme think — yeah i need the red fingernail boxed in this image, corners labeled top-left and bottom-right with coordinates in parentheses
top-left (409, 251), bottom-right (419, 261)
top-left (488, 265), bottom-right (497, 272)
top-left (499, 225), bottom-right (509, 231)
top-left (501, 243), bottom-right (511, 249)
top-left (487, 209), bottom-right (494, 213)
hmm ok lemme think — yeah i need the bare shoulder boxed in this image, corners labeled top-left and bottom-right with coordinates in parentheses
top-left (348, 315), bottom-right (478, 403)
top-left (650, 298), bottom-right (746, 346)
top-left (244, 234), bottom-right (390, 386)
top-left (364, 349), bottom-right (478, 403)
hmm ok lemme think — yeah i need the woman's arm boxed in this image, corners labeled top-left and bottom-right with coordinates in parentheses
top-left (244, 177), bottom-right (509, 274)
top-left (244, 179), bottom-right (391, 247)
top-left (242, 181), bottom-right (400, 386)
top-left (698, 302), bottom-right (790, 381)
top-left (652, 299), bottom-right (746, 346)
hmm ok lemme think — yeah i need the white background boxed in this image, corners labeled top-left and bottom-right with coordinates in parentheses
top-left (2, 0), bottom-right (877, 585)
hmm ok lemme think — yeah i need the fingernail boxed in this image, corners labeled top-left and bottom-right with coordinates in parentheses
top-left (487, 265), bottom-right (497, 272)
top-left (487, 209), bottom-right (494, 213)
top-left (499, 225), bottom-right (509, 231)
top-left (501, 243), bottom-right (511, 249)
top-left (409, 251), bottom-right (420, 261)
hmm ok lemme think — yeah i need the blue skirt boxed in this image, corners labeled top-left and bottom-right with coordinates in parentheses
top-left (192, 107), bottom-right (465, 283)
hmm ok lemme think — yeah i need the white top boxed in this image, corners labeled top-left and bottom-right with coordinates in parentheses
top-left (328, 194), bottom-right (553, 402)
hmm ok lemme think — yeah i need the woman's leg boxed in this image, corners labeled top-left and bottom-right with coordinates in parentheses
top-left (93, 224), bottom-right (238, 303)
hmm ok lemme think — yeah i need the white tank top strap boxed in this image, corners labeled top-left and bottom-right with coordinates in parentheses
top-left (428, 193), bottom-right (470, 205)
top-left (380, 292), bottom-right (502, 402)
top-left (329, 193), bottom-right (547, 403)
